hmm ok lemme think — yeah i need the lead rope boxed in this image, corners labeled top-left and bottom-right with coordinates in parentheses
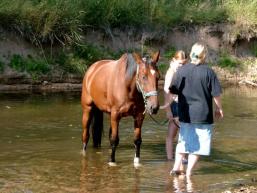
top-left (135, 66), bottom-right (170, 126)
top-left (148, 114), bottom-right (170, 126)
top-left (135, 65), bottom-right (179, 127)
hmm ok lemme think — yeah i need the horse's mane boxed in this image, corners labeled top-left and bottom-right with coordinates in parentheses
top-left (125, 53), bottom-right (138, 80)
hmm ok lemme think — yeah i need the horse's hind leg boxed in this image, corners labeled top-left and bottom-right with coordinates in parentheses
top-left (133, 114), bottom-right (144, 168)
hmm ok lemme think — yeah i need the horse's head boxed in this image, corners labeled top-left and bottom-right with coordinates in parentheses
top-left (133, 51), bottom-right (160, 114)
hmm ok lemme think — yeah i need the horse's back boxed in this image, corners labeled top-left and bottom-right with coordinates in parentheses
top-left (81, 56), bottom-right (126, 111)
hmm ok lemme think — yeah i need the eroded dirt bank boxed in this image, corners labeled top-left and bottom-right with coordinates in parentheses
top-left (1, 24), bottom-right (257, 92)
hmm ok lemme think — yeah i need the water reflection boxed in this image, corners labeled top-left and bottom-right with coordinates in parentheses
top-left (80, 156), bottom-right (142, 193)
top-left (170, 175), bottom-right (194, 193)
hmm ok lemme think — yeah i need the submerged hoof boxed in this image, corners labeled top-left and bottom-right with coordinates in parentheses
top-left (81, 150), bottom-right (86, 157)
top-left (134, 162), bottom-right (142, 168)
top-left (134, 157), bottom-right (141, 168)
top-left (108, 162), bottom-right (117, 167)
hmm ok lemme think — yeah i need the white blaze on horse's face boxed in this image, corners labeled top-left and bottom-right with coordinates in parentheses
top-left (150, 69), bottom-right (156, 75)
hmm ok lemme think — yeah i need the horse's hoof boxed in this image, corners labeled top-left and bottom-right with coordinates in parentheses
top-left (108, 162), bottom-right (117, 167)
top-left (134, 157), bottom-right (141, 168)
top-left (134, 162), bottom-right (142, 168)
top-left (81, 150), bottom-right (86, 157)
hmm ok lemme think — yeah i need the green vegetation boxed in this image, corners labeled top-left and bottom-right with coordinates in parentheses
top-left (0, 0), bottom-right (256, 45)
top-left (10, 54), bottom-right (50, 74)
top-left (218, 53), bottom-right (239, 68)
top-left (0, 60), bottom-right (4, 72)
top-left (55, 44), bottom-right (113, 74)
top-left (163, 47), bottom-right (177, 60)
top-left (0, 0), bottom-right (257, 76)
top-left (251, 43), bottom-right (257, 57)
top-left (158, 46), bottom-right (177, 75)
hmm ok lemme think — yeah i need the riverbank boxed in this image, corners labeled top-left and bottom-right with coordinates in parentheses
top-left (223, 185), bottom-right (257, 193)
top-left (0, 65), bottom-right (257, 93)
top-left (1, 18), bottom-right (257, 92)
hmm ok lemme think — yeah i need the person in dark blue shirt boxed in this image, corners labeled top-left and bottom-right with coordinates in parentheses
top-left (169, 42), bottom-right (223, 177)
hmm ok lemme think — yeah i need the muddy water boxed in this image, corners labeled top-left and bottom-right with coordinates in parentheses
top-left (0, 87), bottom-right (256, 193)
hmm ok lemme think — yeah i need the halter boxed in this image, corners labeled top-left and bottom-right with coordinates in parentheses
top-left (135, 65), bottom-right (158, 108)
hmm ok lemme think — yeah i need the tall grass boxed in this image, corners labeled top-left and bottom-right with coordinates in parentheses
top-left (223, 0), bottom-right (257, 27)
top-left (0, 0), bottom-right (256, 45)
top-left (0, 0), bottom-right (82, 44)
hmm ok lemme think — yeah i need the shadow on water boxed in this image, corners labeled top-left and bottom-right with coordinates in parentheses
top-left (201, 148), bottom-right (257, 174)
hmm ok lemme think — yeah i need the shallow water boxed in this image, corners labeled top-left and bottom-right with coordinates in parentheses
top-left (0, 87), bottom-right (256, 193)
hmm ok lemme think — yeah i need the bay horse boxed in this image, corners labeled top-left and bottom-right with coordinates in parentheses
top-left (81, 51), bottom-right (160, 167)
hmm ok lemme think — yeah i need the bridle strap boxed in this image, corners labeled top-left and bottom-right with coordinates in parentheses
top-left (145, 91), bottom-right (158, 97)
top-left (135, 65), bottom-right (158, 105)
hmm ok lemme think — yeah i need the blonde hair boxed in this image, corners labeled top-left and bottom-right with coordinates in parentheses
top-left (172, 50), bottom-right (187, 64)
top-left (190, 43), bottom-right (207, 65)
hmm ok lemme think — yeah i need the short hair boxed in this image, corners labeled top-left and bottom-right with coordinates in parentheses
top-left (190, 43), bottom-right (207, 65)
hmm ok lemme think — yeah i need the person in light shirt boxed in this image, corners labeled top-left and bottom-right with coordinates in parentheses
top-left (161, 50), bottom-right (187, 161)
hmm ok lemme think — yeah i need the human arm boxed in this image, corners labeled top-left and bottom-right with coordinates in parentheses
top-left (213, 96), bottom-right (223, 119)
top-left (160, 68), bottom-right (174, 120)
top-left (161, 92), bottom-right (174, 120)
top-left (210, 69), bottom-right (223, 119)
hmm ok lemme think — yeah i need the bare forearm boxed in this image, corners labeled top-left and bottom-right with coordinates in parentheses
top-left (214, 96), bottom-right (224, 119)
top-left (214, 96), bottom-right (222, 109)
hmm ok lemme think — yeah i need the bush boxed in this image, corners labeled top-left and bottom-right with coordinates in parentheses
top-left (0, 0), bottom-right (256, 46)
top-left (163, 47), bottom-right (176, 60)
top-left (250, 42), bottom-right (257, 57)
top-left (218, 53), bottom-right (239, 68)
top-left (54, 43), bottom-right (111, 74)
top-left (0, 60), bottom-right (4, 72)
top-left (10, 54), bottom-right (50, 74)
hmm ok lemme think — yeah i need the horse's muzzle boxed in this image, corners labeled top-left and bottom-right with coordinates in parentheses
top-left (147, 104), bottom-right (159, 115)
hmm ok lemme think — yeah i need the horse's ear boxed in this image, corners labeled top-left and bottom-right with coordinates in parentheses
top-left (151, 50), bottom-right (160, 65)
top-left (132, 52), bottom-right (142, 64)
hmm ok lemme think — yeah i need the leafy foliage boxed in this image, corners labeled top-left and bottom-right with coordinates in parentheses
top-left (0, 60), bottom-right (4, 72)
top-left (163, 47), bottom-right (177, 60)
top-left (1, 0), bottom-right (256, 46)
top-left (54, 43), bottom-right (111, 74)
top-left (251, 42), bottom-right (257, 57)
top-left (10, 54), bottom-right (50, 74)
top-left (218, 53), bottom-right (239, 68)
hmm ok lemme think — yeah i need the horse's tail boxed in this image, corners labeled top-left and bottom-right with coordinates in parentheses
top-left (91, 106), bottom-right (103, 147)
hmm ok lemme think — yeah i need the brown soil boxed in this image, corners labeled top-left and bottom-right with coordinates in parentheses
top-left (1, 24), bottom-right (257, 92)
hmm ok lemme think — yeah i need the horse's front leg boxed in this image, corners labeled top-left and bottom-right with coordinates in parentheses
top-left (133, 114), bottom-right (144, 168)
top-left (108, 111), bottom-right (120, 166)
top-left (81, 105), bottom-right (93, 156)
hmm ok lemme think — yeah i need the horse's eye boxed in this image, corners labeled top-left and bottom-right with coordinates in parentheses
top-left (142, 76), bottom-right (147, 80)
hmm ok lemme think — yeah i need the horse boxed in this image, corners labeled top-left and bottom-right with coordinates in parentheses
top-left (81, 51), bottom-right (160, 167)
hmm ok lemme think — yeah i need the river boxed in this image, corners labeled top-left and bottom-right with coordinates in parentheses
top-left (0, 86), bottom-right (256, 193)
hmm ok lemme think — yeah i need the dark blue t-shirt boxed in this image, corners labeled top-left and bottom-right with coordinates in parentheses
top-left (169, 63), bottom-right (222, 124)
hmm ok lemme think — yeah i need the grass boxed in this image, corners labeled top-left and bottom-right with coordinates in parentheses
top-left (54, 43), bottom-right (113, 75)
top-left (218, 53), bottom-right (239, 68)
top-left (0, 0), bottom-right (256, 45)
top-left (223, 0), bottom-right (257, 27)
top-left (0, 0), bottom-right (257, 76)
top-left (9, 54), bottom-right (50, 74)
